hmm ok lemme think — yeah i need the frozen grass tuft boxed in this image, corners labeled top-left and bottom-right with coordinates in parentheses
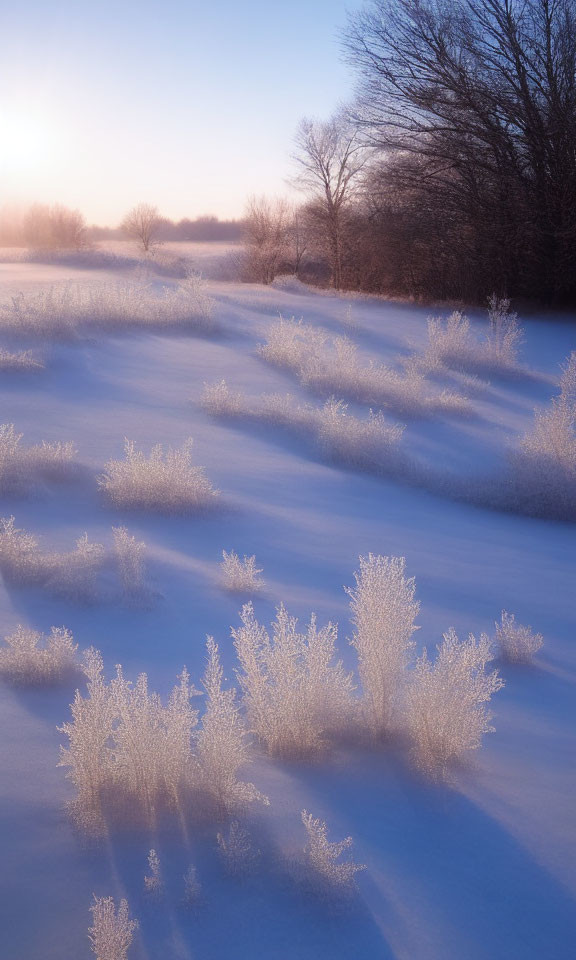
top-left (301, 810), bottom-right (365, 894)
top-left (0, 424), bottom-right (77, 494)
top-left (0, 624), bottom-right (79, 685)
top-left (99, 438), bottom-right (218, 513)
top-left (316, 398), bottom-right (406, 472)
top-left (347, 555), bottom-right (420, 739)
top-left (0, 348), bottom-right (44, 371)
top-left (507, 389), bottom-right (576, 519)
top-left (112, 526), bottom-right (149, 603)
top-left (495, 611), bottom-right (543, 664)
top-left (183, 864), bottom-right (201, 904)
top-left (220, 549), bottom-right (264, 593)
top-left (258, 317), bottom-right (469, 418)
top-left (0, 516), bottom-right (48, 584)
top-left (425, 296), bottom-right (524, 375)
top-left (233, 602), bottom-right (355, 760)
top-left (406, 629), bottom-right (504, 778)
top-left (49, 533), bottom-right (106, 603)
top-left (88, 896), bottom-right (138, 960)
top-left (0, 275), bottom-right (215, 340)
top-left (202, 380), bottom-right (408, 479)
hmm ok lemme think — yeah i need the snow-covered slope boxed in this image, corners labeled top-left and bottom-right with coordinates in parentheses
top-left (0, 245), bottom-right (574, 960)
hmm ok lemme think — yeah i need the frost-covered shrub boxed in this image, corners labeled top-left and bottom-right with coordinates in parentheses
top-left (347, 555), bottom-right (419, 739)
top-left (0, 424), bottom-right (76, 494)
top-left (0, 348), bottom-right (43, 371)
top-left (426, 311), bottom-right (473, 368)
top-left (196, 637), bottom-right (267, 814)
top-left (316, 398), bottom-right (405, 471)
top-left (485, 295), bottom-right (523, 366)
top-left (59, 641), bottom-right (265, 834)
top-left (406, 629), bottom-right (504, 778)
top-left (49, 533), bottom-right (105, 603)
top-left (258, 317), bottom-right (467, 418)
top-left (425, 296), bottom-right (523, 374)
top-left (112, 527), bottom-right (148, 602)
top-left (301, 810), bottom-right (365, 893)
top-left (88, 896), bottom-right (138, 960)
top-left (217, 820), bottom-right (258, 877)
top-left (220, 550), bottom-right (264, 593)
top-left (144, 849), bottom-right (164, 899)
top-left (0, 276), bottom-right (215, 339)
top-left (202, 382), bottom-right (408, 479)
top-left (508, 395), bottom-right (576, 519)
top-left (495, 611), bottom-right (543, 664)
top-left (560, 351), bottom-right (576, 403)
top-left (0, 518), bottom-right (107, 600)
top-left (0, 624), bottom-right (78, 685)
top-left (233, 602), bottom-right (354, 760)
top-left (0, 516), bottom-right (46, 583)
top-left (99, 438), bottom-right (217, 512)
top-left (201, 379), bottom-right (246, 417)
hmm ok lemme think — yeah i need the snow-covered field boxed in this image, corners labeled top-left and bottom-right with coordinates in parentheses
top-left (0, 242), bottom-right (574, 960)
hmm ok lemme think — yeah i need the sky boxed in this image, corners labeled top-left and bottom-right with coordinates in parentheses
top-left (0, 0), bottom-right (363, 225)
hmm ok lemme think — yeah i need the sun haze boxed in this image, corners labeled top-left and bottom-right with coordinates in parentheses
top-left (0, 0), bottom-right (360, 224)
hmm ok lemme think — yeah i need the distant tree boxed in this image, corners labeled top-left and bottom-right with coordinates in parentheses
top-left (292, 115), bottom-right (366, 289)
top-left (23, 203), bottom-right (85, 249)
top-left (121, 203), bottom-right (162, 252)
top-left (242, 195), bottom-right (291, 283)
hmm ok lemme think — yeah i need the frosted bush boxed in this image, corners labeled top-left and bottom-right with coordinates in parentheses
top-left (425, 296), bottom-right (523, 374)
top-left (144, 849), bottom-right (164, 899)
top-left (201, 379), bottom-right (245, 417)
top-left (347, 555), bottom-right (420, 739)
top-left (301, 810), bottom-right (365, 893)
top-left (196, 637), bottom-right (267, 814)
top-left (559, 351), bottom-right (576, 404)
top-left (0, 624), bottom-right (78, 685)
top-left (0, 424), bottom-right (76, 493)
top-left (495, 611), bottom-right (543, 664)
top-left (0, 348), bottom-right (43, 371)
top-left (233, 602), bottom-right (354, 760)
top-left (509, 395), bottom-right (576, 519)
top-left (220, 550), bottom-right (264, 593)
top-left (0, 276), bottom-right (215, 339)
top-left (49, 533), bottom-right (105, 603)
top-left (88, 896), bottom-right (138, 960)
top-left (485, 296), bottom-right (523, 366)
top-left (0, 516), bottom-right (46, 584)
top-left (316, 398), bottom-right (405, 472)
top-left (112, 526), bottom-right (148, 602)
top-left (217, 820), bottom-right (258, 877)
top-left (202, 383), bottom-right (408, 479)
top-left (258, 317), bottom-right (458, 418)
top-left (406, 629), bottom-right (504, 778)
top-left (59, 640), bottom-right (265, 834)
top-left (426, 312), bottom-right (473, 368)
top-left (99, 438), bottom-right (217, 512)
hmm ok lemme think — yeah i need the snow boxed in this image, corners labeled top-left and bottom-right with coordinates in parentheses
top-left (0, 243), bottom-right (574, 959)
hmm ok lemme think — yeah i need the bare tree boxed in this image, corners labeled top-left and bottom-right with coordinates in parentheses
top-left (121, 203), bottom-right (162, 253)
top-left (345, 0), bottom-right (576, 303)
top-left (242, 195), bottom-right (290, 283)
top-left (23, 204), bottom-right (86, 250)
top-left (292, 116), bottom-right (366, 289)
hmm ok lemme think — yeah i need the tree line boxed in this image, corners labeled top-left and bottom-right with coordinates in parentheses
top-left (245, 0), bottom-right (576, 305)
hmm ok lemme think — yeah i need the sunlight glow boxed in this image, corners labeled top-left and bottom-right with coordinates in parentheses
top-left (0, 105), bottom-right (59, 175)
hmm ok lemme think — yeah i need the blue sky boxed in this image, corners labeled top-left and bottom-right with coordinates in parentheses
top-left (0, 0), bottom-right (363, 224)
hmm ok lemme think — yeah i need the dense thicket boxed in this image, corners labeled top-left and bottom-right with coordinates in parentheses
top-left (344, 0), bottom-right (576, 303)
